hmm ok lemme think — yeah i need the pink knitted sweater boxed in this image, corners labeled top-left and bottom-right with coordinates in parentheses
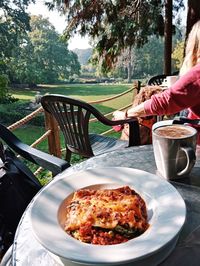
top-left (144, 64), bottom-right (200, 144)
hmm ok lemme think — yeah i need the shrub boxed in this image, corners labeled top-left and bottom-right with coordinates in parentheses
top-left (0, 74), bottom-right (8, 100)
top-left (0, 74), bottom-right (18, 104)
top-left (0, 101), bottom-right (44, 126)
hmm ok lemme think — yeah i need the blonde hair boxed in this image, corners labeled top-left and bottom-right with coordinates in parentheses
top-left (179, 20), bottom-right (200, 76)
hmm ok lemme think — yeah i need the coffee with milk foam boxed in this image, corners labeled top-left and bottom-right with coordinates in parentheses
top-left (154, 125), bottom-right (194, 139)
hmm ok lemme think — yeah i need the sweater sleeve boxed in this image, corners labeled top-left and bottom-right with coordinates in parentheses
top-left (144, 66), bottom-right (200, 116)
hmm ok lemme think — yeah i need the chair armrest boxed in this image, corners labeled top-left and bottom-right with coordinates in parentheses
top-left (0, 124), bottom-right (70, 175)
top-left (97, 117), bottom-right (141, 146)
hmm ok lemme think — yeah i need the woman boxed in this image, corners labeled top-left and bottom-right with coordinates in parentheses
top-left (114, 20), bottom-right (200, 144)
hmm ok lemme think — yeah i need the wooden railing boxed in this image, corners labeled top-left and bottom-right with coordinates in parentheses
top-left (7, 81), bottom-right (140, 161)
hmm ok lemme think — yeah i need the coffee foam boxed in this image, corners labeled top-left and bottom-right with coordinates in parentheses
top-left (154, 125), bottom-right (194, 138)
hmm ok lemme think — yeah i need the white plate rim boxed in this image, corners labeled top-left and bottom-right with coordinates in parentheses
top-left (30, 167), bottom-right (186, 265)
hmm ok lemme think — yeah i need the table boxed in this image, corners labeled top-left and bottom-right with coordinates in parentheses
top-left (9, 145), bottom-right (200, 265)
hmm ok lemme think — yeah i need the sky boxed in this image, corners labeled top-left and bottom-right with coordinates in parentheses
top-left (27, 1), bottom-right (91, 50)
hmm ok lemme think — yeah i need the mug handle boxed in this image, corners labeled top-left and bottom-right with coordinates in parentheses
top-left (177, 146), bottom-right (196, 176)
top-left (173, 116), bottom-right (200, 125)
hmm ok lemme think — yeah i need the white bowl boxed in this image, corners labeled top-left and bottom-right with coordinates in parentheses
top-left (30, 167), bottom-right (186, 266)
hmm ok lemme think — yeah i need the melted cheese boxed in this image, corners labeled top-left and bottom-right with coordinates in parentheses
top-left (64, 186), bottom-right (148, 232)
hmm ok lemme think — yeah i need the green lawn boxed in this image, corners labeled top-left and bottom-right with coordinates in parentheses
top-left (11, 83), bottom-right (134, 107)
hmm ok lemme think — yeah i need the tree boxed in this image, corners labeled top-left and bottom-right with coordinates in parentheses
top-left (133, 36), bottom-right (165, 78)
top-left (9, 15), bottom-right (81, 84)
top-left (164, 0), bottom-right (173, 75)
top-left (110, 28), bottom-right (181, 80)
top-left (0, 74), bottom-right (9, 102)
top-left (111, 47), bottom-right (136, 82)
top-left (46, 0), bottom-right (165, 73)
top-left (163, 0), bottom-right (186, 75)
top-left (172, 40), bottom-right (184, 69)
top-left (47, 0), bottom-right (189, 77)
top-left (0, 0), bottom-right (34, 75)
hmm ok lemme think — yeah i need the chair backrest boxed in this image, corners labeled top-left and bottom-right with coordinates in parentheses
top-left (41, 95), bottom-right (113, 159)
top-left (147, 74), bottom-right (166, 86)
top-left (41, 94), bottom-right (141, 161)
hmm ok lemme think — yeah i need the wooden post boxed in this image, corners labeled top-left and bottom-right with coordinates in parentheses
top-left (131, 80), bottom-right (141, 104)
top-left (164, 0), bottom-right (172, 75)
top-left (44, 110), bottom-right (62, 158)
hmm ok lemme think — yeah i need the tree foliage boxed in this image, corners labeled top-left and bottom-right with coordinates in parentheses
top-left (46, 0), bottom-right (165, 72)
top-left (0, 74), bottom-right (9, 101)
top-left (27, 15), bottom-right (80, 83)
top-left (4, 15), bottom-right (81, 84)
top-left (0, 1), bottom-right (81, 85)
top-left (0, 0), bottom-right (34, 71)
top-left (0, 74), bottom-right (17, 103)
top-left (46, 0), bottom-right (187, 74)
top-left (96, 28), bottom-right (181, 80)
top-left (172, 41), bottom-right (184, 69)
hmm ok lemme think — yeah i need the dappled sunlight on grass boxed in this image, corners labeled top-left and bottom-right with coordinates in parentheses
top-left (10, 83), bottom-right (132, 104)
top-left (11, 91), bottom-right (36, 100)
top-left (35, 83), bottom-right (131, 97)
top-left (10, 83), bottom-right (135, 114)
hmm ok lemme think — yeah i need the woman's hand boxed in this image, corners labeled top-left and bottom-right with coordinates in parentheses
top-left (113, 110), bottom-right (126, 120)
top-left (112, 111), bottom-right (126, 132)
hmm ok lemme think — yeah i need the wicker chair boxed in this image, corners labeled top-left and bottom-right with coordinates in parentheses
top-left (41, 94), bottom-right (141, 162)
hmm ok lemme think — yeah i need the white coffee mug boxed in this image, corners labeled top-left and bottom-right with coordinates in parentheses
top-left (152, 120), bottom-right (197, 180)
top-left (163, 75), bottom-right (178, 88)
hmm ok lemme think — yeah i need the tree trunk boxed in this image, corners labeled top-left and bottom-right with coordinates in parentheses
top-left (127, 47), bottom-right (132, 83)
top-left (127, 61), bottom-right (132, 83)
top-left (164, 0), bottom-right (173, 75)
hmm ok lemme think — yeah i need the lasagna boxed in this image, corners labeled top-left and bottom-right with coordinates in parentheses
top-left (64, 186), bottom-right (149, 245)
